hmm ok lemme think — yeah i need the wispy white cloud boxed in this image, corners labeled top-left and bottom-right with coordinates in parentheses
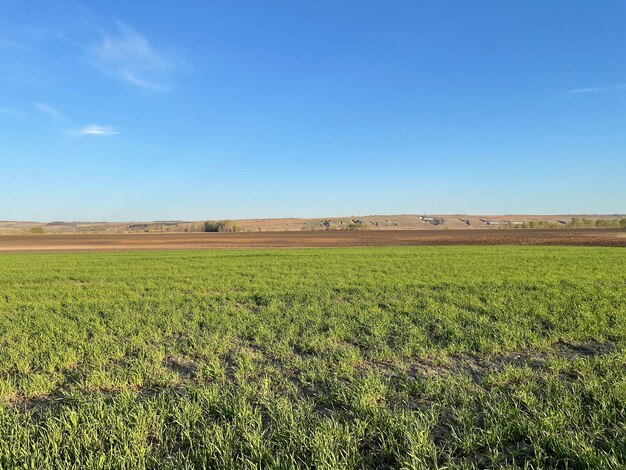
top-left (87, 20), bottom-right (183, 92)
top-left (34, 102), bottom-right (67, 121)
top-left (0, 106), bottom-right (25, 118)
top-left (68, 124), bottom-right (119, 136)
top-left (567, 83), bottom-right (626, 94)
top-left (80, 124), bottom-right (118, 136)
top-left (34, 103), bottom-right (118, 137)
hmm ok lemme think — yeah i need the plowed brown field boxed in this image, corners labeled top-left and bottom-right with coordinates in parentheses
top-left (1, 229), bottom-right (624, 252)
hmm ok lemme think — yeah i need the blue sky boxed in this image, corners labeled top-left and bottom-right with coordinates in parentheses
top-left (1, 0), bottom-right (624, 221)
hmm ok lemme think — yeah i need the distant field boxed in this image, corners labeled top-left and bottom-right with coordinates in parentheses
top-left (0, 247), bottom-right (624, 468)
top-left (0, 228), bottom-right (625, 252)
top-left (1, 214), bottom-right (624, 235)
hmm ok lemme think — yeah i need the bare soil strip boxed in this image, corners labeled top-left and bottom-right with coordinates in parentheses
top-left (0, 229), bottom-right (624, 252)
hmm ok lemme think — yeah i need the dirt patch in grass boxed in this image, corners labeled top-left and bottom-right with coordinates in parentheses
top-left (163, 356), bottom-right (198, 380)
top-left (403, 340), bottom-right (617, 384)
top-left (2, 340), bottom-right (617, 412)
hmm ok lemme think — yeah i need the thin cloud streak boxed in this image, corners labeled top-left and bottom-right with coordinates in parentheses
top-left (78, 124), bottom-right (119, 136)
top-left (567, 83), bottom-right (626, 94)
top-left (34, 102), bottom-right (67, 121)
top-left (87, 20), bottom-right (183, 92)
top-left (0, 106), bottom-right (25, 118)
top-left (32, 102), bottom-right (118, 137)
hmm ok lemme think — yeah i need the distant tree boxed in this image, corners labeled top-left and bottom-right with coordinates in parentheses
top-left (219, 220), bottom-right (242, 232)
top-left (203, 221), bottom-right (219, 232)
top-left (346, 223), bottom-right (370, 230)
top-left (183, 223), bottom-right (204, 232)
top-left (583, 219), bottom-right (596, 228)
top-left (29, 227), bottom-right (45, 235)
top-left (204, 220), bottom-right (242, 232)
top-left (597, 218), bottom-right (620, 228)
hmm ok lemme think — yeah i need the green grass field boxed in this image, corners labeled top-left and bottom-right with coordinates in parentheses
top-left (0, 246), bottom-right (624, 469)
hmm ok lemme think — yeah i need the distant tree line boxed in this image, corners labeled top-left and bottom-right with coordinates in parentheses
top-left (507, 221), bottom-right (564, 229)
top-left (203, 220), bottom-right (242, 232)
top-left (570, 218), bottom-right (626, 228)
top-left (506, 218), bottom-right (626, 229)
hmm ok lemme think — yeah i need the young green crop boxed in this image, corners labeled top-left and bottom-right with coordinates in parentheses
top-left (0, 246), bottom-right (624, 468)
